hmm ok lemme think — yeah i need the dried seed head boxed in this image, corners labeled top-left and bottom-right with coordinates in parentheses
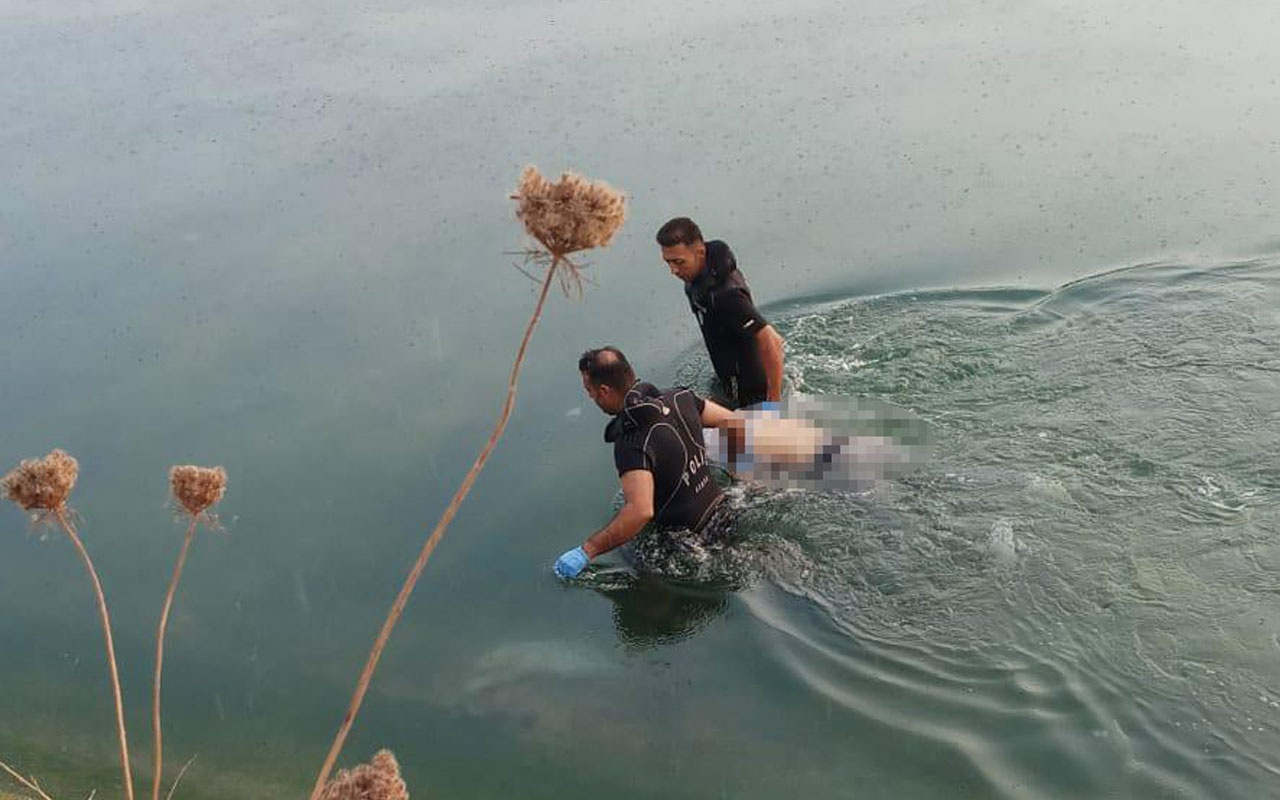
top-left (169, 465), bottom-right (227, 517)
top-left (318, 749), bottom-right (409, 800)
top-left (513, 166), bottom-right (627, 258)
top-left (2, 449), bottom-right (79, 512)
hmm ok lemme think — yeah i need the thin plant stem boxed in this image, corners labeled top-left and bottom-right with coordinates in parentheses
top-left (164, 754), bottom-right (196, 800)
top-left (309, 256), bottom-right (562, 800)
top-left (151, 519), bottom-right (198, 800)
top-left (53, 507), bottom-right (135, 800)
top-left (0, 758), bottom-right (57, 800)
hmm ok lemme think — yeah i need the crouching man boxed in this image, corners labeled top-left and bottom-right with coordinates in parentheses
top-left (554, 346), bottom-right (740, 579)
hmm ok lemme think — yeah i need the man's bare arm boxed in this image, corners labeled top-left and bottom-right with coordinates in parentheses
top-left (755, 324), bottom-right (785, 402)
top-left (582, 469), bottom-right (654, 558)
top-left (701, 399), bottom-right (746, 465)
top-left (700, 398), bottom-right (737, 428)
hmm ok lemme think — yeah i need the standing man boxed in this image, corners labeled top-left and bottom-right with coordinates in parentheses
top-left (553, 346), bottom-right (741, 579)
top-left (656, 217), bottom-right (785, 409)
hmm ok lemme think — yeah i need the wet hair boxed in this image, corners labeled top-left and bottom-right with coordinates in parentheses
top-left (578, 346), bottom-right (636, 393)
top-left (655, 217), bottom-right (703, 248)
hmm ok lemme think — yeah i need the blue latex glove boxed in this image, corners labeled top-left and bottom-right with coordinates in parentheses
top-left (757, 401), bottom-right (781, 413)
top-left (554, 546), bottom-right (589, 579)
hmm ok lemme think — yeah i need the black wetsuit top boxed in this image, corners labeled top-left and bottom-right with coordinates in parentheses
top-left (605, 382), bottom-right (724, 532)
top-left (684, 240), bottom-right (770, 409)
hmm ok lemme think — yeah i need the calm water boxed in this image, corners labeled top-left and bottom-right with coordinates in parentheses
top-left (2, 1), bottom-right (1279, 798)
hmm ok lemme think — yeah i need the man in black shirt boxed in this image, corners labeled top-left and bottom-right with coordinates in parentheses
top-left (656, 217), bottom-right (785, 409)
top-left (554, 346), bottom-right (741, 579)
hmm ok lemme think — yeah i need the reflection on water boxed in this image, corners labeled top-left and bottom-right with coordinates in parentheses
top-left (588, 570), bottom-right (729, 650)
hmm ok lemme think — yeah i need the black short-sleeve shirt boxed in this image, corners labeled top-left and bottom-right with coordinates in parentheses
top-left (685, 240), bottom-right (770, 408)
top-left (606, 383), bottom-right (722, 532)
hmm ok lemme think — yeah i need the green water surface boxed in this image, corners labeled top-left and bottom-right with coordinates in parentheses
top-left (3, 1), bottom-right (1279, 798)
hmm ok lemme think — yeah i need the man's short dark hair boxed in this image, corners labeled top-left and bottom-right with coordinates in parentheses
top-left (656, 217), bottom-right (703, 248)
top-left (578, 346), bottom-right (636, 393)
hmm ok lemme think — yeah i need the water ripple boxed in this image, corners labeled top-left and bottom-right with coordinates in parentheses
top-left (721, 260), bottom-right (1280, 799)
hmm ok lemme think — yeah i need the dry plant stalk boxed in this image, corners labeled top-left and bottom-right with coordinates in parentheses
top-left (512, 166), bottom-right (627, 297)
top-left (151, 466), bottom-right (226, 800)
top-left (1, 451), bottom-right (134, 800)
top-left (163, 754), bottom-right (197, 800)
top-left (318, 750), bottom-right (408, 800)
top-left (308, 166), bottom-right (627, 799)
top-left (168, 465), bottom-right (226, 519)
top-left (1, 449), bottom-right (78, 518)
top-left (0, 758), bottom-right (57, 800)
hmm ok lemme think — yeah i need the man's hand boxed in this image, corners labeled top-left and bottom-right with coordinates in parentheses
top-left (554, 546), bottom-right (590, 579)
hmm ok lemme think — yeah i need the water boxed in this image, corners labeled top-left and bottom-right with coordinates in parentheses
top-left (748, 264), bottom-right (1280, 797)
top-left (3, 0), bottom-right (1280, 798)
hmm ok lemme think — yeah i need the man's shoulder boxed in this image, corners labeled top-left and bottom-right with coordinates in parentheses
top-left (704, 240), bottom-right (738, 276)
top-left (660, 386), bottom-right (706, 429)
top-left (664, 384), bottom-right (702, 405)
top-left (610, 424), bottom-right (644, 448)
top-left (705, 282), bottom-right (756, 316)
top-left (611, 425), bottom-right (651, 473)
top-left (710, 279), bottom-right (751, 297)
top-left (608, 417), bottom-right (649, 452)
top-left (705, 238), bottom-right (733, 257)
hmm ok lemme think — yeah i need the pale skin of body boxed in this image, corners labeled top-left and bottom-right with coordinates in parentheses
top-left (660, 241), bottom-right (786, 402)
top-left (745, 415), bottom-right (826, 466)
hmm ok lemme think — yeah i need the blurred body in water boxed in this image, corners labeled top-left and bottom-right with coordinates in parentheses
top-left (705, 400), bottom-right (929, 493)
top-left (556, 348), bottom-right (929, 582)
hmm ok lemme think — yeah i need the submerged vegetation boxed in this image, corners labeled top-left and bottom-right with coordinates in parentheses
top-left (1, 167), bottom-right (627, 800)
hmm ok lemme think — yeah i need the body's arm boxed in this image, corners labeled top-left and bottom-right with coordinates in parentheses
top-left (755, 324), bottom-right (785, 402)
top-left (582, 469), bottom-right (654, 558)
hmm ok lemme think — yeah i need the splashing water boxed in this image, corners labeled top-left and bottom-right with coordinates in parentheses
top-left (665, 261), bottom-right (1280, 799)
